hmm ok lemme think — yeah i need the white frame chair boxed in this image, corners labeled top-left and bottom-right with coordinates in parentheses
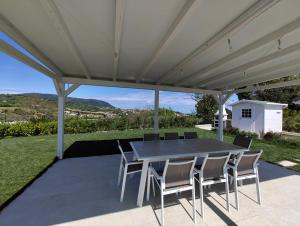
top-left (117, 140), bottom-right (143, 202)
top-left (147, 157), bottom-right (197, 226)
top-left (194, 153), bottom-right (231, 219)
top-left (228, 150), bottom-right (263, 210)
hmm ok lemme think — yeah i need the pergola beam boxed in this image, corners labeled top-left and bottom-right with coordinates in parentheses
top-left (64, 84), bottom-right (80, 97)
top-left (40, 0), bottom-right (92, 79)
top-left (199, 42), bottom-right (300, 88)
top-left (0, 39), bottom-right (59, 79)
top-left (113, 0), bottom-right (126, 81)
top-left (222, 67), bottom-right (300, 90)
top-left (213, 58), bottom-right (300, 89)
top-left (61, 77), bottom-right (220, 95)
top-left (176, 17), bottom-right (300, 86)
top-left (155, 0), bottom-right (279, 84)
top-left (135, 0), bottom-right (200, 82)
top-left (0, 13), bottom-right (63, 76)
top-left (227, 68), bottom-right (300, 90)
top-left (230, 78), bottom-right (300, 94)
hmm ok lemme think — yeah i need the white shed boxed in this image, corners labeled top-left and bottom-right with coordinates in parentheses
top-left (231, 100), bottom-right (287, 135)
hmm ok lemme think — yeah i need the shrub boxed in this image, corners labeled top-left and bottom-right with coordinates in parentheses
top-left (263, 132), bottom-right (282, 140)
top-left (283, 108), bottom-right (300, 133)
top-left (224, 126), bottom-right (258, 139)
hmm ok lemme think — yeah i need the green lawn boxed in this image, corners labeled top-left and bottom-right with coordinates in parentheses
top-left (0, 127), bottom-right (300, 206)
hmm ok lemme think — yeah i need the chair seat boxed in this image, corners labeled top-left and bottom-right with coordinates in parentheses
top-left (228, 168), bottom-right (254, 177)
top-left (194, 173), bottom-right (225, 182)
top-left (127, 161), bottom-right (143, 172)
top-left (150, 168), bottom-right (191, 189)
top-left (164, 184), bottom-right (192, 192)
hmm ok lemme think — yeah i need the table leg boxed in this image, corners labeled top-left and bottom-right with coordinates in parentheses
top-left (137, 160), bottom-right (149, 207)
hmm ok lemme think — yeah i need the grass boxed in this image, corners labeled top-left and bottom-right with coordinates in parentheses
top-left (0, 127), bottom-right (300, 206)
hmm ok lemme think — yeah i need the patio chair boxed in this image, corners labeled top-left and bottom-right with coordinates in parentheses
top-left (230, 135), bottom-right (252, 163)
top-left (117, 140), bottom-right (143, 202)
top-left (233, 135), bottom-right (252, 149)
top-left (194, 153), bottom-right (231, 219)
top-left (164, 132), bottom-right (179, 140)
top-left (184, 132), bottom-right (198, 139)
top-left (228, 150), bottom-right (263, 210)
top-left (147, 157), bottom-right (197, 226)
top-left (143, 133), bottom-right (160, 141)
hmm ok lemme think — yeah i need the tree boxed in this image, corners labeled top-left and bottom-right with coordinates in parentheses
top-left (194, 94), bottom-right (218, 123)
top-left (236, 76), bottom-right (300, 104)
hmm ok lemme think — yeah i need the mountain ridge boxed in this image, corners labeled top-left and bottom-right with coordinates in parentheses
top-left (0, 93), bottom-right (115, 122)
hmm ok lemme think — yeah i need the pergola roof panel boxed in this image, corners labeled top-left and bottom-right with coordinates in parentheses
top-left (144, 0), bottom-right (256, 82)
top-left (118, 0), bottom-right (186, 81)
top-left (55, 0), bottom-right (115, 78)
top-left (0, 0), bottom-right (84, 74)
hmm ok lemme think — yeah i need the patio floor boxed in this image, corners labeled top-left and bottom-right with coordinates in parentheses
top-left (0, 155), bottom-right (300, 226)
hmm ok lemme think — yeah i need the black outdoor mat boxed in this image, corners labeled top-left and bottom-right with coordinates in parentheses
top-left (63, 138), bottom-right (143, 158)
top-left (63, 136), bottom-right (185, 158)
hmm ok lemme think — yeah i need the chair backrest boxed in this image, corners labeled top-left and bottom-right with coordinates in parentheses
top-left (184, 132), bottom-right (198, 139)
top-left (117, 140), bottom-right (128, 163)
top-left (236, 150), bottom-right (262, 173)
top-left (162, 157), bottom-right (196, 189)
top-left (143, 133), bottom-right (160, 141)
top-left (233, 135), bottom-right (252, 149)
top-left (164, 132), bottom-right (179, 140)
top-left (201, 153), bottom-right (230, 180)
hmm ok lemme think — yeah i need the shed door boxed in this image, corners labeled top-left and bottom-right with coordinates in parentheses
top-left (238, 108), bottom-right (255, 133)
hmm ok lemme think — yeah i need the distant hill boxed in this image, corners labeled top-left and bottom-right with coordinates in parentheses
top-left (0, 93), bottom-right (115, 122)
top-left (21, 93), bottom-right (114, 109)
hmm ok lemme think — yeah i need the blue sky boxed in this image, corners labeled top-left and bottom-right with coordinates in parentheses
top-left (0, 32), bottom-right (238, 113)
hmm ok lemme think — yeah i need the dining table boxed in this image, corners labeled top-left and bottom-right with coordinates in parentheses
top-left (130, 138), bottom-right (248, 207)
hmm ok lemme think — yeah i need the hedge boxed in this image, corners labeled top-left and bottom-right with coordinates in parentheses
top-left (0, 115), bottom-right (200, 138)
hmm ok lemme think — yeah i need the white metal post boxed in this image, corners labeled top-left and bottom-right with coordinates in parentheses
top-left (57, 83), bottom-right (65, 159)
top-left (218, 96), bottom-right (224, 142)
top-left (154, 89), bottom-right (159, 133)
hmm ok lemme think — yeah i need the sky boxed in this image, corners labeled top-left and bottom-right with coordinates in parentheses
top-left (0, 32), bottom-right (238, 113)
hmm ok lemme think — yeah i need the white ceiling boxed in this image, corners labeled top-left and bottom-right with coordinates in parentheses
top-left (1, 0), bottom-right (300, 93)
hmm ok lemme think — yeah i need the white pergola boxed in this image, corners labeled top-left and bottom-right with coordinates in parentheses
top-left (1, 0), bottom-right (300, 159)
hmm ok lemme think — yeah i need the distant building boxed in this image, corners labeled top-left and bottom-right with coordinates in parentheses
top-left (213, 106), bottom-right (228, 128)
top-left (231, 100), bottom-right (287, 135)
top-left (293, 100), bottom-right (300, 105)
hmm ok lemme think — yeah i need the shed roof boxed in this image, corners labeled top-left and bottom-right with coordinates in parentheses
top-left (293, 100), bottom-right (300, 105)
top-left (231, 99), bottom-right (288, 107)
top-left (1, 0), bottom-right (300, 94)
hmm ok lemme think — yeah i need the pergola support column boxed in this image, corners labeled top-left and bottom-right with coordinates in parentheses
top-left (57, 82), bottom-right (65, 159)
top-left (214, 93), bottom-right (232, 141)
top-left (218, 100), bottom-right (224, 141)
top-left (154, 89), bottom-right (159, 134)
top-left (53, 81), bottom-right (80, 159)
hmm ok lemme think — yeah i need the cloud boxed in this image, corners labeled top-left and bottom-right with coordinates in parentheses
top-left (0, 88), bottom-right (29, 94)
top-left (86, 91), bottom-right (196, 113)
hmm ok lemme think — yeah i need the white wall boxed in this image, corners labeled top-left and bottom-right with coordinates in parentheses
top-left (232, 103), bottom-right (264, 134)
top-left (232, 103), bottom-right (284, 135)
top-left (264, 105), bottom-right (283, 133)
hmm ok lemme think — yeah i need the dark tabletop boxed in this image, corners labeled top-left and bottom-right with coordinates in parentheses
top-left (130, 138), bottom-right (247, 161)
